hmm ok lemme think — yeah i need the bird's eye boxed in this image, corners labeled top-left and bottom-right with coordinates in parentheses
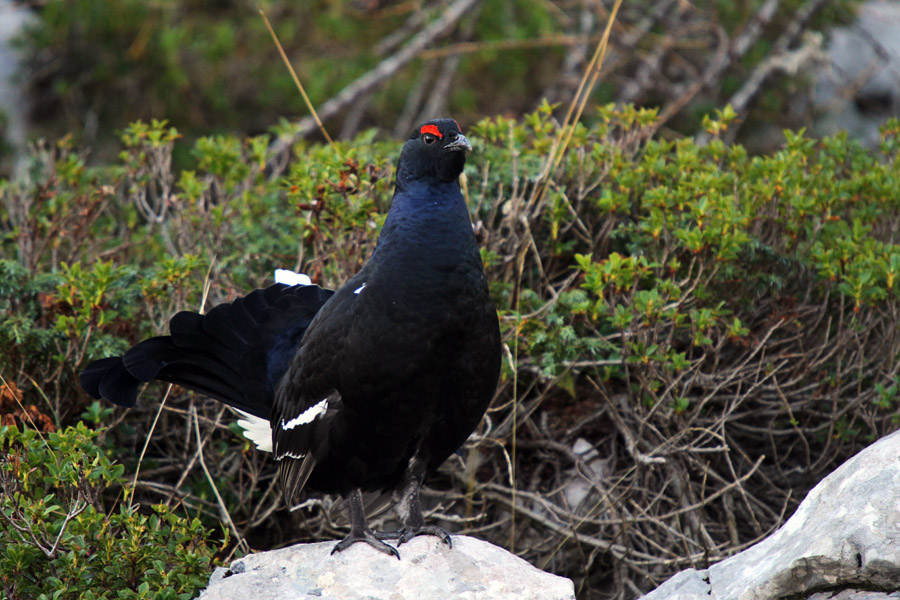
top-left (423, 133), bottom-right (437, 144)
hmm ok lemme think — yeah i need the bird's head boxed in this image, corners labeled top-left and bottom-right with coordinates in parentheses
top-left (396, 119), bottom-right (472, 189)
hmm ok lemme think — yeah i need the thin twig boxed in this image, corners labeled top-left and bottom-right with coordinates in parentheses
top-left (258, 5), bottom-right (338, 154)
top-left (191, 406), bottom-right (249, 554)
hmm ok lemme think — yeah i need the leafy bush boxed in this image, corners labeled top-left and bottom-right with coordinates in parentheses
top-left (3, 108), bottom-right (900, 598)
top-left (0, 422), bottom-right (223, 599)
top-left (470, 106), bottom-right (900, 595)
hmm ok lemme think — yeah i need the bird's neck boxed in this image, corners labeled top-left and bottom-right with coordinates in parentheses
top-left (370, 180), bottom-right (477, 267)
top-left (392, 178), bottom-right (462, 204)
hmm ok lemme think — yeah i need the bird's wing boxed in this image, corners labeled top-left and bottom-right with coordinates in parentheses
top-left (266, 278), bottom-right (375, 501)
top-left (272, 389), bottom-right (342, 502)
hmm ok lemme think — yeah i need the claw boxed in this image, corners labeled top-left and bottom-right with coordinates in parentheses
top-left (331, 529), bottom-right (400, 559)
top-left (333, 488), bottom-right (402, 559)
top-left (375, 525), bottom-right (452, 547)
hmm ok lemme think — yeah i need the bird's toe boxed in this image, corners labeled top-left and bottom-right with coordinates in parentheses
top-left (378, 525), bottom-right (452, 547)
top-left (331, 529), bottom-right (401, 559)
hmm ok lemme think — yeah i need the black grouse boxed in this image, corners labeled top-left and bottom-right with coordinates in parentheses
top-left (79, 119), bottom-right (502, 558)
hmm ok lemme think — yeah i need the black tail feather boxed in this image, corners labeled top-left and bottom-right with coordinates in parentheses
top-left (79, 356), bottom-right (141, 407)
top-left (79, 283), bottom-right (333, 418)
top-left (121, 336), bottom-right (252, 412)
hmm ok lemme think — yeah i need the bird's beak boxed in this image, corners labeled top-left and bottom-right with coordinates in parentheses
top-left (445, 133), bottom-right (472, 152)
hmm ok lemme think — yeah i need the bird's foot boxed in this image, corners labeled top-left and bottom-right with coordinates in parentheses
top-left (331, 529), bottom-right (400, 559)
top-left (375, 525), bottom-right (452, 547)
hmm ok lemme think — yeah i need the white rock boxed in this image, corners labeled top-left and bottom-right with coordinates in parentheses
top-left (642, 429), bottom-right (900, 600)
top-left (563, 437), bottom-right (606, 511)
top-left (199, 535), bottom-right (575, 600)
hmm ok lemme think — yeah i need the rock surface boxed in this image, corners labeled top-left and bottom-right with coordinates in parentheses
top-left (813, 0), bottom-right (900, 146)
top-left (642, 429), bottom-right (900, 600)
top-left (199, 534), bottom-right (575, 600)
top-left (0, 0), bottom-right (33, 175)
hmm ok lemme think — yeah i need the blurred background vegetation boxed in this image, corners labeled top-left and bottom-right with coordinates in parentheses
top-left (4, 1), bottom-right (900, 599)
top-left (10, 0), bottom-right (862, 170)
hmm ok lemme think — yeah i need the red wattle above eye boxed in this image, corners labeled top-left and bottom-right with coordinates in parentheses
top-left (420, 124), bottom-right (442, 138)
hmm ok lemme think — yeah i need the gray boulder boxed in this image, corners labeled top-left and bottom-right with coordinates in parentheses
top-left (199, 534), bottom-right (575, 600)
top-left (642, 429), bottom-right (900, 599)
top-left (0, 0), bottom-right (33, 175)
top-left (813, 0), bottom-right (900, 146)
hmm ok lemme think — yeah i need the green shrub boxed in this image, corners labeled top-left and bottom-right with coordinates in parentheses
top-left (4, 107), bottom-right (900, 598)
top-left (0, 422), bottom-right (223, 600)
top-left (469, 107), bottom-right (900, 594)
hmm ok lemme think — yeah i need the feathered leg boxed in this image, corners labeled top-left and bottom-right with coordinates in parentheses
top-left (377, 468), bottom-right (451, 547)
top-left (331, 488), bottom-right (400, 559)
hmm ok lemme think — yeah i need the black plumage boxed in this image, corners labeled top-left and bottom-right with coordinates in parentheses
top-left (80, 283), bottom-right (333, 416)
top-left (80, 119), bottom-right (501, 557)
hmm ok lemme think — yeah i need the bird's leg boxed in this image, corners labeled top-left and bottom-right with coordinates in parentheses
top-left (331, 488), bottom-right (400, 559)
top-left (376, 468), bottom-right (452, 547)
